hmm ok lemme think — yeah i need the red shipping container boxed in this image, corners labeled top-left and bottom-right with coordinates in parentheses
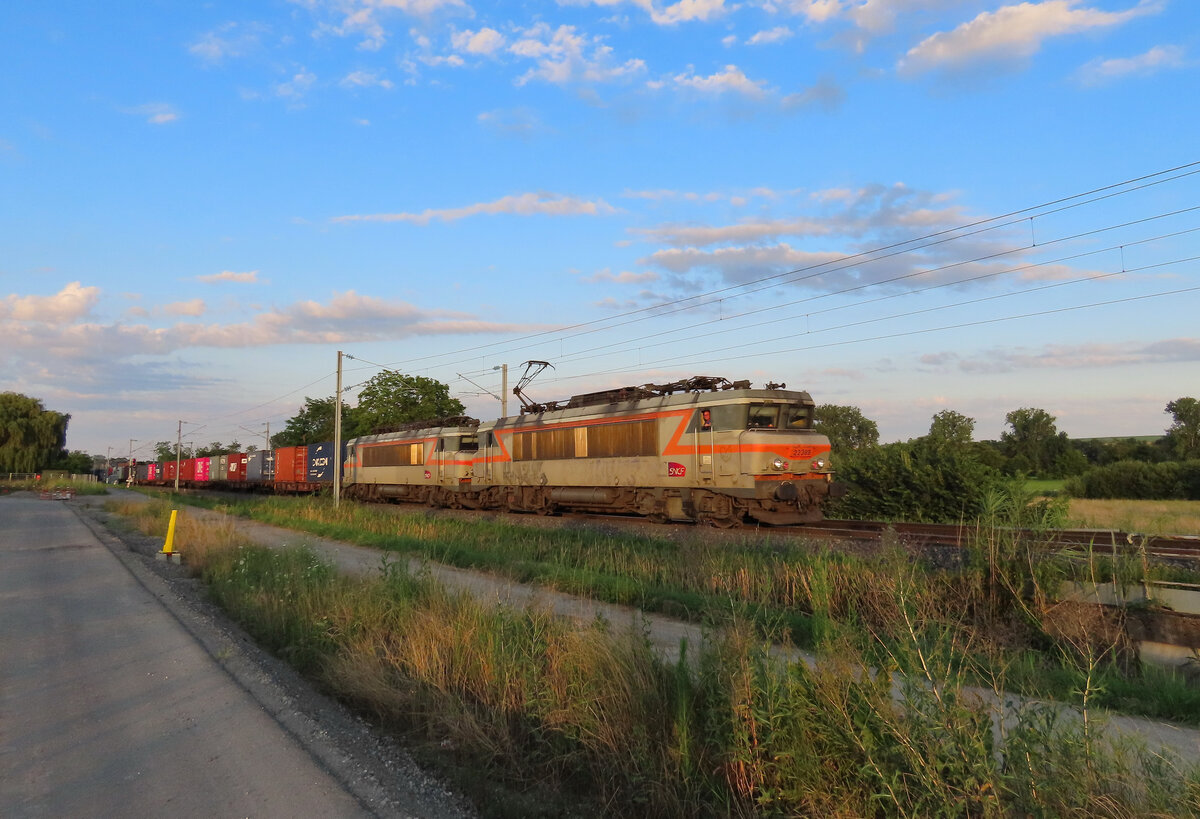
top-left (182, 458), bottom-right (196, 481)
top-left (274, 446), bottom-right (308, 483)
top-left (228, 453), bottom-right (248, 482)
top-left (164, 461), bottom-right (178, 481)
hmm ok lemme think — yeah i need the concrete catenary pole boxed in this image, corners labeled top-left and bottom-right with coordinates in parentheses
top-left (333, 350), bottom-right (342, 508)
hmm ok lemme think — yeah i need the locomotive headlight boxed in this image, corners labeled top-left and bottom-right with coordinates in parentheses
top-left (810, 458), bottom-right (826, 470)
top-left (771, 457), bottom-right (788, 471)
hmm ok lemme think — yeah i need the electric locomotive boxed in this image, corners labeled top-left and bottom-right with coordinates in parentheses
top-left (342, 376), bottom-right (841, 526)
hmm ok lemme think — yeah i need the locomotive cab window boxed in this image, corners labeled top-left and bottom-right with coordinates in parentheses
top-left (747, 404), bottom-right (781, 429)
top-left (784, 406), bottom-right (812, 429)
top-left (441, 435), bottom-right (479, 453)
top-left (690, 404), bottom-right (744, 432)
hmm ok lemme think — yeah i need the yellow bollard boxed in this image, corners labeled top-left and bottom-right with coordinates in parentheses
top-left (162, 509), bottom-right (178, 555)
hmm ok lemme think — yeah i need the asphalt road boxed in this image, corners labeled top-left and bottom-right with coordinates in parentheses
top-left (0, 493), bottom-right (375, 818)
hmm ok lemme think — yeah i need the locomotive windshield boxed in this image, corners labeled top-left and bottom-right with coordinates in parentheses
top-left (441, 434), bottom-right (479, 452)
top-left (784, 406), bottom-right (812, 429)
top-left (747, 404), bottom-right (779, 429)
top-left (748, 403), bottom-right (813, 430)
top-left (692, 403), bottom-right (813, 431)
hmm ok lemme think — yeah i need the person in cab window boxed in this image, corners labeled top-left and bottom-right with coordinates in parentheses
top-left (700, 408), bottom-right (712, 431)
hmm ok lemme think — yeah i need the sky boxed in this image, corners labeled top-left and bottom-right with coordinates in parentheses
top-left (2, 0), bottom-right (1199, 460)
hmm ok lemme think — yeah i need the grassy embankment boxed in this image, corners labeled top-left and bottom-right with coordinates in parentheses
top-left (0, 477), bottom-right (109, 495)
top-left (108, 497), bottom-right (1200, 818)
top-left (140, 491), bottom-right (1200, 723)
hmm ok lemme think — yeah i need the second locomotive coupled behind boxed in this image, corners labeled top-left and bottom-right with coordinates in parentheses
top-left (343, 376), bottom-right (841, 527)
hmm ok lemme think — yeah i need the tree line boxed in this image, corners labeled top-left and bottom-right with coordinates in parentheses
top-left (0, 392), bottom-right (92, 475)
top-left (814, 398), bottom-right (1200, 522)
top-left (6, 377), bottom-right (1196, 520)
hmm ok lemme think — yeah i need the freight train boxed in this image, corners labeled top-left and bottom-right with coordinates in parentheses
top-left (132, 376), bottom-right (842, 527)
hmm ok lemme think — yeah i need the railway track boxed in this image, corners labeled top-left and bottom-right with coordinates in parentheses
top-left (794, 519), bottom-right (1200, 561)
top-left (170, 488), bottom-right (1200, 562)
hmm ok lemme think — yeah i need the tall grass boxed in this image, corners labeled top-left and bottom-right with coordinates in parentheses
top-left (1068, 498), bottom-right (1200, 535)
top-left (162, 494), bottom-right (963, 643)
top-left (109, 497), bottom-right (1200, 817)
top-left (1, 476), bottom-right (109, 495)
top-left (129, 493), bottom-right (1200, 723)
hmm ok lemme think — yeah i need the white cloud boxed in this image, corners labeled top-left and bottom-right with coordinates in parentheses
top-left (936, 337), bottom-right (1200, 374)
top-left (581, 269), bottom-right (661, 284)
top-left (629, 183), bottom-right (1028, 296)
top-left (332, 192), bottom-right (619, 224)
top-left (1076, 44), bottom-right (1186, 85)
top-left (418, 53), bottom-right (466, 67)
top-left (477, 108), bottom-right (543, 137)
top-left (0, 290), bottom-right (550, 371)
top-left (451, 27), bottom-right (506, 55)
top-left (781, 76), bottom-right (845, 111)
top-left (791, 0), bottom-right (844, 24)
top-left (189, 22), bottom-right (265, 62)
top-left (123, 103), bottom-right (180, 125)
top-left (656, 64), bottom-right (770, 98)
top-left (650, 0), bottom-right (728, 24)
top-left (900, 0), bottom-right (1161, 73)
top-left (340, 70), bottom-right (395, 88)
top-left (276, 69), bottom-right (317, 99)
top-left (622, 188), bottom-right (724, 202)
top-left (747, 26), bottom-right (794, 45)
top-left (164, 299), bottom-right (207, 317)
top-left (635, 217), bottom-right (834, 247)
top-left (510, 23), bottom-right (646, 86)
top-left (0, 282), bottom-right (99, 324)
top-left (645, 243), bottom-right (846, 282)
top-left (306, 0), bottom-right (470, 50)
top-left (196, 270), bottom-right (261, 284)
top-left (556, 0), bottom-right (729, 25)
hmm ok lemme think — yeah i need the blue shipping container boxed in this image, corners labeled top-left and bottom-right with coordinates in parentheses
top-left (306, 441), bottom-right (343, 482)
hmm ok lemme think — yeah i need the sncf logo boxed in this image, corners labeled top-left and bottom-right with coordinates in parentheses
top-left (667, 462), bottom-right (686, 477)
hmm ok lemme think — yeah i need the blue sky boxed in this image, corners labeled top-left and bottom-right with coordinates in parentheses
top-left (2, 0), bottom-right (1198, 458)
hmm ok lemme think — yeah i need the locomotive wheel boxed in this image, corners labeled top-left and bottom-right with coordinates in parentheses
top-left (699, 513), bottom-right (740, 529)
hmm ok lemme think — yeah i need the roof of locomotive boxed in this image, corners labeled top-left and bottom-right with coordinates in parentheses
top-left (489, 378), bottom-right (815, 429)
top-left (349, 416), bottom-right (480, 445)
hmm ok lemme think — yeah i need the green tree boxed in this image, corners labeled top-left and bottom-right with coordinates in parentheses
top-left (355, 372), bottom-right (465, 432)
top-left (813, 404), bottom-right (879, 451)
top-left (51, 450), bottom-right (95, 474)
top-left (1165, 397), bottom-right (1200, 460)
top-left (0, 392), bottom-right (70, 472)
top-left (926, 409), bottom-right (975, 448)
top-left (999, 407), bottom-right (1086, 478)
top-left (828, 438), bottom-right (1004, 523)
top-left (194, 441), bottom-right (240, 457)
top-left (272, 396), bottom-right (355, 447)
top-left (1000, 407), bottom-right (1057, 475)
top-left (153, 440), bottom-right (176, 461)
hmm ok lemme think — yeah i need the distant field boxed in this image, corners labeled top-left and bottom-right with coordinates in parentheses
top-left (1025, 478), bottom-right (1066, 495)
top-left (1067, 498), bottom-right (1200, 536)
